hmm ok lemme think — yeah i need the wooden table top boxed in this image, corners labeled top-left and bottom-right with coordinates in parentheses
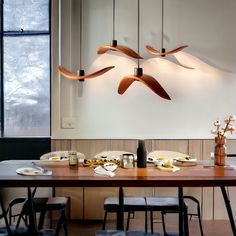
top-left (1, 160), bottom-right (236, 188)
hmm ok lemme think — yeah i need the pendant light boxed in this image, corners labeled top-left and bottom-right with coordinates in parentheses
top-left (58, 0), bottom-right (114, 81)
top-left (146, 0), bottom-right (193, 69)
top-left (118, 0), bottom-right (171, 100)
top-left (97, 0), bottom-right (142, 59)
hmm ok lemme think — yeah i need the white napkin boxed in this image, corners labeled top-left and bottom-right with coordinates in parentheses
top-left (94, 166), bottom-right (115, 177)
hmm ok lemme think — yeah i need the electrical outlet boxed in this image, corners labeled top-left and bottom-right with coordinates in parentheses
top-left (61, 117), bottom-right (76, 129)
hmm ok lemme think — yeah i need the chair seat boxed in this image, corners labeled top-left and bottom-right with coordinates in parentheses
top-left (146, 196), bottom-right (204, 236)
top-left (146, 197), bottom-right (179, 210)
top-left (103, 197), bottom-right (147, 231)
top-left (104, 197), bottom-right (146, 211)
top-left (31, 197), bottom-right (68, 212)
top-left (96, 230), bottom-right (160, 236)
top-left (47, 197), bottom-right (68, 205)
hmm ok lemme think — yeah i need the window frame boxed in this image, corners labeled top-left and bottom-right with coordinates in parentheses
top-left (0, 0), bottom-right (52, 138)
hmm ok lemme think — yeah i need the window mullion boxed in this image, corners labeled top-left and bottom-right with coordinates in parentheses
top-left (3, 31), bottom-right (50, 37)
top-left (0, 0), bottom-right (4, 137)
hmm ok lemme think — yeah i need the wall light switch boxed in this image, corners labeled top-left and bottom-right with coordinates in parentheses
top-left (61, 117), bottom-right (76, 129)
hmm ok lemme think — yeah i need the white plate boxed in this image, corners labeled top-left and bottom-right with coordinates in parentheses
top-left (16, 167), bottom-right (51, 176)
top-left (147, 150), bottom-right (194, 163)
top-left (40, 151), bottom-right (85, 161)
top-left (156, 165), bottom-right (180, 172)
top-left (173, 158), bottom-right (197, 167)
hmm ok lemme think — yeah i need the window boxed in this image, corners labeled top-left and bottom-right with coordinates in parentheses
top-left (0, 0), bottom-right (51, 137)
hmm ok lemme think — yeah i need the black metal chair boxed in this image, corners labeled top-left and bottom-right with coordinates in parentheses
top-left (8, 197), bottom-right (27, 227)
top-left (146, 196), bottom-right (204, 236)
top-left (0, 194), bottom-right (15, 236)
top-left (103, 197), bottom-right (148, 232)
top-left (37, 197), bottom-right (68, 236)
top-left (0, 193), bottom-right (37, 236)
top-left (8, 188), bottom-right (69, 236)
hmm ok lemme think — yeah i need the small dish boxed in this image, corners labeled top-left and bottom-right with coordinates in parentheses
top-left (104, 162), bottom-right (118, 172)
top-left (156, 165), bottom-right (180, 172)
top-left (173, 156), bottom-right (197, 167)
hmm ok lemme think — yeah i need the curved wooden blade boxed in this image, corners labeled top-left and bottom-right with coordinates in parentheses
top-left (97, 45), bottom-right (143, 59)
top-left (58, 66), bottom-right (115, 80)
top-left (118, 77), bottom-right (135, 94)
top-left (146, 45), bottom-right (188, 56)
top-left (118, 74), bottom-right (171, 100)
top-left (58, 66), bottom-right (78, 80)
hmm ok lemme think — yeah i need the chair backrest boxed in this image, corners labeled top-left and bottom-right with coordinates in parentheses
top-left (40, 150), bottom-right (85, 160)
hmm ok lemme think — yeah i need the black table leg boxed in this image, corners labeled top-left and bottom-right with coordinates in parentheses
top-left (117, 187), bottom-right (124, 230)
top-left (27, 187), bottom-right (38, 234)
top-left (178, 187), bottom-right (185, 236)
top-left (221, 186), bottom-right (236, 236)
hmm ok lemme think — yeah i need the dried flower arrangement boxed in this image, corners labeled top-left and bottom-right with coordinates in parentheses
top-left (211, 115), bottom-right (235, 166)
top-left (211, 115), bottom-right (235, 139)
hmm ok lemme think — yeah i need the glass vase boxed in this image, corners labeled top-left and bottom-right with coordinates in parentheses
top-left (214, 136), bottom-right (226, 166)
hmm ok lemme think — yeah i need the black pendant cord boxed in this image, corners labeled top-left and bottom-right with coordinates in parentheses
top-left (137, 0), bottom-right (140, 68)
top-left (79, 0), bottom-right (82, 69)
top-left (112, 0), bottom-right (115, 40)
top-left (161, 0), bottom-right (164, 50)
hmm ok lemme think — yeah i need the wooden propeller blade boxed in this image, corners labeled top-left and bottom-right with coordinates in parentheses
top-left (58, 66), bottom-right (115, 80)
top-left (97, 45), bottom-right (143, 59)
top-left (146, 45), bottom-right (188, 56)
top-left (118, 77), bottom-right (135, 94)
top-left (118, 74), bottom-right (171, 100)
top-left (58, 66), bottom-right (78, 80)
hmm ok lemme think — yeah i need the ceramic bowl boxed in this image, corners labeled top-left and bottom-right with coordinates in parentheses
top-left (104, 162), bottom-right (118, 172)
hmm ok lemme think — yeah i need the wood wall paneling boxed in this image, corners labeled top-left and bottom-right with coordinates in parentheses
top-left (84, 187), bottom-right (118, 220)
top-left (56, 187), bottom-right (84, 220)
top-left (51, 139), bottom-right (72, 152)
top-left (51, 139), bottom-right (236, 220)
top-left (224, 140), bottom-right (236, 221)
top-left (110, 140), bottom-right (138, 153)
top-left (202, 140), bottom-right (214, 220)
top-left (187, 139), bottom-right (203, 217)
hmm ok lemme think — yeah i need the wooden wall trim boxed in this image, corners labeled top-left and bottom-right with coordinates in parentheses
top-left (52, 139), bottom-right (236, 220)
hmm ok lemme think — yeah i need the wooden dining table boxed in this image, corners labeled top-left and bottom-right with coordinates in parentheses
top-left (1, 160), bottom-right (236, 235)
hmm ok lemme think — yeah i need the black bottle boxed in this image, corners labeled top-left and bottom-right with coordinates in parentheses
top-left (137, 140), bottom-right (147, 168)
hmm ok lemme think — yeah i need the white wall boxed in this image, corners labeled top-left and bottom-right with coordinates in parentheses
top-left (52, 0), bottom-right (236, 139)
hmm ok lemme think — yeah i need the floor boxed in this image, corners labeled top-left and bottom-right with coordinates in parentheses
top-left (58, 219), bottom-right (234, 236)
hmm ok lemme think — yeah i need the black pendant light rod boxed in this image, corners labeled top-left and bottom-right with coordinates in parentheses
top-left (79, 0), bottom-right (85, 79)
top-left (161, 0), bottom-right (164, 50)
top-left (112, 0), bottom-right (115, 41)
top-left (137, 0), bottom-right (140, 68)
top-left (79, 0), bottom-right (82, 69)
top-left (111, 0), bottom-right (117, 46)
